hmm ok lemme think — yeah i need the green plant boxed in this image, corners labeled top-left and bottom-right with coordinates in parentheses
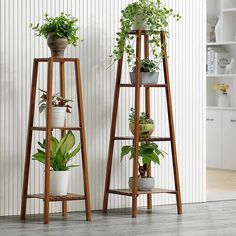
top-left (132, 59), bottom-right (158, 72)
top-left (32, 131), bottom-right (81, 171)
top-left (39, 89), bottom-right (72, 113)
top-left (113, 0), bottom-right (181, 65)
top-left (31, 12), bottom-right (79, 46)
top-left (121, 142), bottom-right (165, 177)
top-left (129, 108), bottom-right (154, 124)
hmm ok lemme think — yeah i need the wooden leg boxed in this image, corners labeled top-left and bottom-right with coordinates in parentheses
top-left (132, 30), bottom-right (142, 218)
top-left (59, 61), bottom-right (67, 217)
top-left (161, 32), bottom-right (182, 214)
top-left (103, 57), bottom-right (123, 213)
top-left (20, 60), bottom-right (39, 220)
top-left (144, 34), bottom-right (152, 210)
top-left (44, 58), bottom-right (53, 224)
top-left (75, 59), bottom-right (91, 221)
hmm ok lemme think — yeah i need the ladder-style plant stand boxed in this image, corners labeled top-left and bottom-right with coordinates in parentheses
top-left (20, 57), bottom-right (91, 224)
top-left (103, 31), bottom-right (182, 217)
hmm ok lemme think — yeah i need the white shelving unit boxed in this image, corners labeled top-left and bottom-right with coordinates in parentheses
top-left (207, 0), bottom-right (236, 170)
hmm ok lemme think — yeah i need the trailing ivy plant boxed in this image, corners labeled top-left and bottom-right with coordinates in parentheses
top-left (113, 0), bottom-right (181, 65)
top-left (31, 12), bottom-right (79, 46)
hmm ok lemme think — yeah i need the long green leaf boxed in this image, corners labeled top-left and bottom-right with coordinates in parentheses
top-left (60, 131), bottom-right (75, 156)
top-left (67, 143), bottom-right (81, 160)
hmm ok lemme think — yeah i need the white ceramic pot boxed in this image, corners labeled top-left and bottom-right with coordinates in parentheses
top-left (45, 106), bottom-right (66, 127)
top-left (128, 177), bottom-right (155, 191)
top-left (130, 72), bottom-right (159, 84)
top-left (132, 15), bottom-right (148, 30)
top-left (218, 93), bottom-right (230, 107)
top-left (49, 171), bottom-right (69, 196)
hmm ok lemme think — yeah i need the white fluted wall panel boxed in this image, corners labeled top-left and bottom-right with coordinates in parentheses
top-left (0, 0), bottom-right (206, 216)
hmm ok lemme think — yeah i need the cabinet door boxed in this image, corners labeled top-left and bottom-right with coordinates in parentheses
top-left (222, 111), bottom-right (236, 170)
top-left (206, 110), bottom-right (222, 168)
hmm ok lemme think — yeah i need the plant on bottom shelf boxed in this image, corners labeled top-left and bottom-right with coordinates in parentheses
top-left (129, 108), bottom-right (155, 138)
top-left (121, 142), bottom-right (166, 190)
top-left (31, 12), bottom-right (79, 57)
top-left (112, 0), bottom-right (181, 65)
top-left (39, 89), bottom-right (72, 127)
top-left (33, 130), bottom-right (81, 195)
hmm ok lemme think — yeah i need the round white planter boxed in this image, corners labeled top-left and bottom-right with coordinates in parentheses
top-left (129, 177), bottom-right (155, 191)
top-left (218, 93), bottom-right (230, 107)
top-left (49, 171), bottom-right (69, 196)
top-left (130, 72), bottom-right (159, 85)
top-left (45, 106), bottom-right (67, 127)
top-left (132, 15), bottom-right (148, 30)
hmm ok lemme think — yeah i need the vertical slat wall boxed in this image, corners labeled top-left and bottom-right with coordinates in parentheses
top-left (0, 0), bottom-right (206, 216)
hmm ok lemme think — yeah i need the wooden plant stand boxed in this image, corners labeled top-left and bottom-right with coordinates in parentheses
top-left (103, 31), bottom-right (182, 217)
top-left (20, 57), bottom-right (91, 224)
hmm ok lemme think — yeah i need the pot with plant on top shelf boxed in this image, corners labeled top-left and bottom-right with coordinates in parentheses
top-left (130, 59), bottom-right (159, 84)
top-left (39, 89), bottom-right (72, 127)
top-left (33, 130), bottom-right (81, 196)
top-left (121, 142), bottom-right (166, 191)
top-left (31, 12), bottom-right (79, 57)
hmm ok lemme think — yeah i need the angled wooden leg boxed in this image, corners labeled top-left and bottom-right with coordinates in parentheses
top-left (20, 60), bottom-right (39, 220)
top-left (59, 61), bottom-right (67, 217)
top-left (75, 59), bottom-right (91, 221)
top-left (44, 58), bottom-right (54, 224)
top-left (132, 30), bottom-right (142, 218)
top-left (161, 32), bottom-right (182, 214)
top-left (144, 34), bottom-right (152, 210)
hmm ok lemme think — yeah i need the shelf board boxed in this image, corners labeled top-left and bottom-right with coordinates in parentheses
top-left (26, 193), bottom-right (86, 201)
top-left (113, 136), bottom-right (171, 142)
top-left (32, 126), bottom-right (81, 131)
top-left (109, 188), bottom-right (177, 196)
top-left (222, 8), bottom-right (236, 13)
top-left (206, 74), bottom-right (236, 78)
top-left (207, 106), bottom-right (236, 111)
top-left (207, 41), bottom-right (236, 46)
top-left (119, 84), bottom-right (167, 88)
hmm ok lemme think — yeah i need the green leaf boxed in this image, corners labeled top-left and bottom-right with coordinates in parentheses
top-left (67, 143), bottom-right (81, 160)
top-left (60, 131), bottom-right (75, 156)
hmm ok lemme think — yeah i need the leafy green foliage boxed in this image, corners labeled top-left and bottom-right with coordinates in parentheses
top-left (121, 142), bottom-right (166, 177)
top-left (129, 108), bottom-right (154, 124)
top-left (132, 59), bottom-right (159, 72)
top-left (39, 88), bottom-right (72, 113)
top-left (31, 12), bottom-right (79, 46)
top-left (32, 131), bottom-right (81, 171)
top-left (113, 0), bottom-right (181, 65)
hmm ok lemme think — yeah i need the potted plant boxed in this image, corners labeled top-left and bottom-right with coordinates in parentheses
top-left (213, 83), bottom-right (230, 107)
top-left (113, 0), bottom-right (180, 65)
top-left (121, 142), bottom-right (166, 190)
top-left (129, 108), bottom-right (155, 138)
top-left (31, 12), bottom-right (79, 57)
top-left (33, 130), bottom-right (81, 196)
top-left (130, 59), bottom-right (159, 84)
top-left (39, 89), bottom-right (72, 127)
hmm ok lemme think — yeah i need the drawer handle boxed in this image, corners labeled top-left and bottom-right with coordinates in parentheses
top-left (230, 120), bottom-right (236, 122)
top-left (206, 118), bottom-right (214, 121)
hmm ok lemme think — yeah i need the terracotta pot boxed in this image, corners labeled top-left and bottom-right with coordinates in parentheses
top-left (47, 33), bottom-right (68, 58)
top-left (129, 123), bottom-right (155, 138)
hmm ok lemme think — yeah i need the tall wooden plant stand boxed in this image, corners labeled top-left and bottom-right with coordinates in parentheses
top-left (103, 31), bottom-right (182, 217)
top-left (20, 57), bottom-right (91, 224)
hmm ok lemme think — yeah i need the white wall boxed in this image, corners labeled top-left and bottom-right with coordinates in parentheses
top-left (0, 0), bottom-right (206, 216)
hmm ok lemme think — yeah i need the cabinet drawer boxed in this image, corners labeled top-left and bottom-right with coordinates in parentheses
top-left (222, 111), bottom-right (236, 170)
top-left (206, 110), bottom-right (222, 168)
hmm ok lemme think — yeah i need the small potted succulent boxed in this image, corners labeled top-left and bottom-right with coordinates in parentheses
top-left (39, 89), bottom-right (72, 127)
top-left (31, 12), bottom-right (79, 57)
top-left (130, 59), bottom-right (159, 84)
top-left (129, 108), bottom-right (155, 138)
top-left (33, 131), bottom-right (81, 196)
top-left (121, 142), bottom-right (166, 190)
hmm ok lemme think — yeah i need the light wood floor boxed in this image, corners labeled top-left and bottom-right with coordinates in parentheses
top-left (1, 201), bottom-right (236, 235)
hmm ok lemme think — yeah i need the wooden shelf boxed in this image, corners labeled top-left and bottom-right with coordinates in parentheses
top-left (113, 136), bottom-right (171, 142)
top-left (119, 84), bottom-right (167, 88)
top-left (109, 188), bottom-right (177, 196)
top-left (32, 126), bottom-right (81, 131)
top-left (26, 193), bottom-right (86, 201)
top-left (34, 58), bottom-right (77, 62)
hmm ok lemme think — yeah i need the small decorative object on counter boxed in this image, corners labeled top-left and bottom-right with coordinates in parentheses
top-left (214, 83), bottom-right (230, 107)
top-left (210, 26), bottom-right (216, 42)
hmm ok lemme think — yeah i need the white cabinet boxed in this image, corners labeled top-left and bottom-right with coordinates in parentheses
top-left (207, 110), bottom-right (222, 168)
top-left (222, 111), bottom-right (236, 170)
